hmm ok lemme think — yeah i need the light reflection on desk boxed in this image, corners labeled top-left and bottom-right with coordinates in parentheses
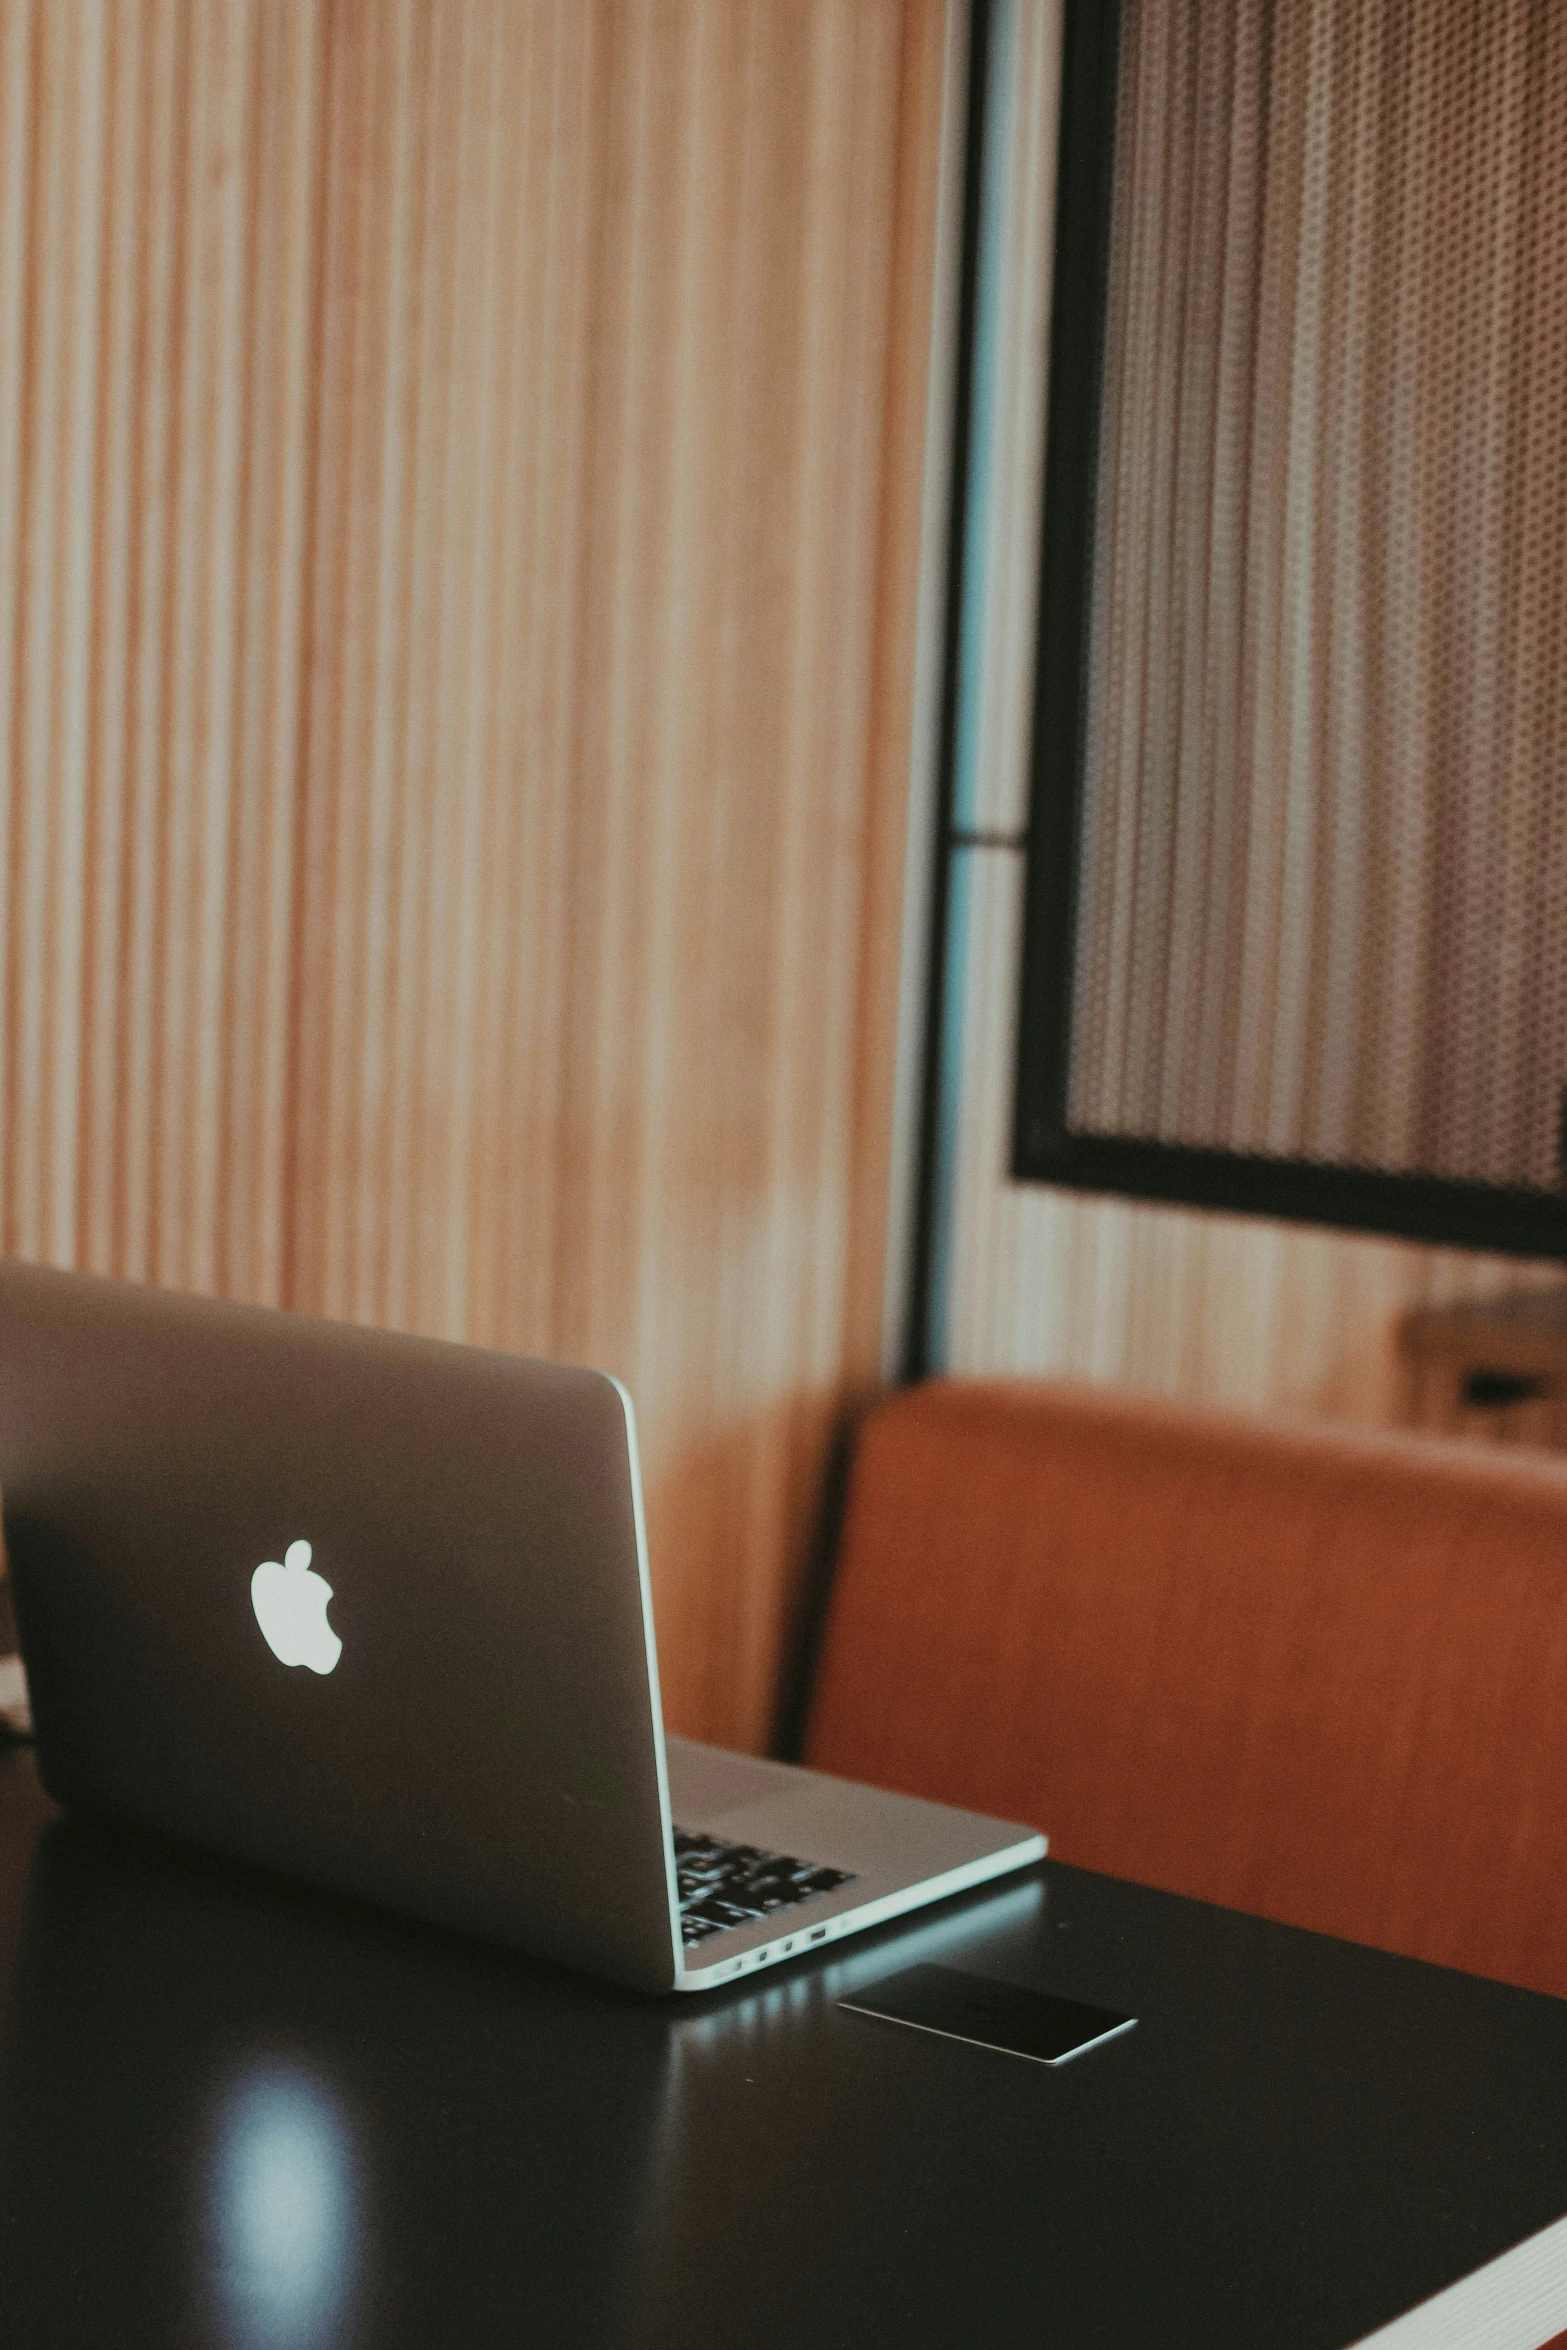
top-left (0, 1812), bottom-right (1050, 2349)
top-left (207, 2065), bottom-right (360, 2350)
top-left (0, 1815), bottom-right (681, 2348)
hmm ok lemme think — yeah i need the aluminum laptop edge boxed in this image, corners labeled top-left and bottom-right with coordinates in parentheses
top-left (0, 1262), bottom-right (1046, 1995)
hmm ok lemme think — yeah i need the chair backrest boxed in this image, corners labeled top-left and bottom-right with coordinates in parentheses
top-left (804, 1379), bottom-right (1567, 1999)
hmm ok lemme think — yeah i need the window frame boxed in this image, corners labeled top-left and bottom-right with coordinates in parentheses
top-left (1011, 0), bottom-right (1567, 1263)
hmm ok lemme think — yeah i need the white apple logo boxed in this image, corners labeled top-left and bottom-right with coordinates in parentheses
top-left (250, 1540), bottom-right (343, 1675)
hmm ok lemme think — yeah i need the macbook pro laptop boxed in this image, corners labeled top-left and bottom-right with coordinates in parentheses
top-left (0, 1261), bottom-right (1045, 1993)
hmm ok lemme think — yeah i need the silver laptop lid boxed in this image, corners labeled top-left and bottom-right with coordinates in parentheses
top-left (0, 1262), bottom-right (684, 1993)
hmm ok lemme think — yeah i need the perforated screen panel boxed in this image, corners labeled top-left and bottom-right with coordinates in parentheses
top-left (1049, 0), bottom-right (1567, 1207)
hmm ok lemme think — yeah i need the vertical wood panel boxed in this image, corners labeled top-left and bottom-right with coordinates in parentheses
top-left (0, 0), bottom-right (953, 1750)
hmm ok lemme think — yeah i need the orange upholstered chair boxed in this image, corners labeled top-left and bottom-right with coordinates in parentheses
top-left (804, 1379), bottom-right (1567, 2000)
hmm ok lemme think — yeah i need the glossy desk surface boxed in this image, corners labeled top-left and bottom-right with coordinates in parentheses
top-left (1, 1746), bottom-right (1566, 2350)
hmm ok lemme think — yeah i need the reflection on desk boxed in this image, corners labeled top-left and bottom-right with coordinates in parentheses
top-left (0, 1794), bottom-right (1048, 2350)
top-left (1, 1752), bottom-right (1566, 2349)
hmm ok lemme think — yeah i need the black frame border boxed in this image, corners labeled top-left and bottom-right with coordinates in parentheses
top-left (1011, 0), bottom-right (1567, 1264)
top-left (903, 0), bottom-right (996, 1380)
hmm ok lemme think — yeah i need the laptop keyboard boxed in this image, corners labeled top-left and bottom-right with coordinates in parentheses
top-left (674, 1828), bottom-right (857, 1947)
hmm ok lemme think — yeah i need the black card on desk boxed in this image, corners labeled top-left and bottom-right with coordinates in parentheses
top-left (841, 1962), bottom-right (1136, 2067)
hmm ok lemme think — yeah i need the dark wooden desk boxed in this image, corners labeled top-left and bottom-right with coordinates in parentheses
top-left (0, 1744), bottom-right (1565, 2350)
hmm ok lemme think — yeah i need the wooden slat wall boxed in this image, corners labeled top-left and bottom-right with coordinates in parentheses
top-left (943, 0), bottom-right (1567, 1427)
top-left (0, 0), bottom-right (954, 1751)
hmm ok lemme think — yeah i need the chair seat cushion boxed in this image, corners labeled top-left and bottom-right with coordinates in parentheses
top-left (805, 1380), bottom-right (1567, 1998)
